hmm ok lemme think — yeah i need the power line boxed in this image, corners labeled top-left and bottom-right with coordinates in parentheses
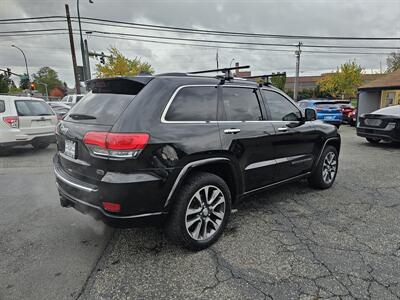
top-left (0, 15), bottom-right (399, 41)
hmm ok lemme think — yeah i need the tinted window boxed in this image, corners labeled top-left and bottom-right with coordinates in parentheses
top-left (262, 90), bottom-right (301, 121)
top-left (15, 100), bottom-right (54, 116)
top-left (222, 87), bottom-right (263, 121)
top-left (315, 102), bottom-right (340, 109)
top-left (76, 96), bottom-right (83, 102)
top-left (65, 93), bottom-right (135, 125)
top-left (0, 100), bottom-right (4, 113)
top-left (165, 86), bottom-right (217, 121)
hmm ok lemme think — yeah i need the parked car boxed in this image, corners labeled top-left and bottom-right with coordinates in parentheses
top-left (298, 99), bottom-right (342, 128)
top-left (339, 103), bottom-right (355, 124)
top-left (348, 108), bottom-right (357, 126)
top-left (54, 75), bottom-right (341, 250)
top-left (48, 102), bottom-right (71, 120)
top-left (60, 94), bottom-right (85, 107)
top-left (0, 96), bottom-right (57, 153)
top-left (357, 105), bottom-right (400, 144)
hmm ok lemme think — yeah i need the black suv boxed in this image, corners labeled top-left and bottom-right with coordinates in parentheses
top-left (54, 71), bottom-right (340, 250)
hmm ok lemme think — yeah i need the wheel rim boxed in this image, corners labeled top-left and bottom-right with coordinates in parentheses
top-left (322, 151), bottom-right (337, 184)
top-left (185, 185), bottom-right (226, 241)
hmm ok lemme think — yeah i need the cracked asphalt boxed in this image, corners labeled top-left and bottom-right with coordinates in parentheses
top-left (1, 126), bottom-right (400, 300)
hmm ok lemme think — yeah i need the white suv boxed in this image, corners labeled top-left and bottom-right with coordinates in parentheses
top-left (60, 94), bottom-right (85, 107)
top-left (0, 96), bottom-right (57, 152)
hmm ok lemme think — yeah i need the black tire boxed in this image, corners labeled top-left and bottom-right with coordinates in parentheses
top-left (366, 137), bottom-right (381, 144)
top-left (308, 145), bottom-right (338, 189)
top-left (32, 142), bottom-right (49, 149)
top-left (0, 147), bottom-right (12, 156)
top-left (166, 172), bottom-right (232, 251)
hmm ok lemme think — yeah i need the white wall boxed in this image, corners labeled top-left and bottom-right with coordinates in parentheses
top-left (357, 90), bottom-right (381, 125)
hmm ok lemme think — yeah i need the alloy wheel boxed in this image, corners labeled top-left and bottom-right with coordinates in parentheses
top-left (322, 151), bottom-right (337, 184)
top-left (185, 185), bottom-right (226, 241)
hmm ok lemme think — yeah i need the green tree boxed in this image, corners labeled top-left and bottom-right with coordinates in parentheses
top-left (0, 74), bottom-right (10, 93)
top-left (95, 47), bottom-right (155, 78)
top-left (270, 73), bottom-right (286, 90)
top-left (386, 52), bottom-right (400, 73)
top-left (32, 67), bottom-right (63, 94)
top-left (318, 61), bottom-right (363, 99)
top-left (19, 74), bottom-right (30, 89)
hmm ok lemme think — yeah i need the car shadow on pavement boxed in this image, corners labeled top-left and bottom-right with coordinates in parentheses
top-left (0, 145), bottom-right (52, 157)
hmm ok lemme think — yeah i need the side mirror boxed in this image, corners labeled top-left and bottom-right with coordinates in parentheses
top-left (304, 108), bottom-right (317, 121)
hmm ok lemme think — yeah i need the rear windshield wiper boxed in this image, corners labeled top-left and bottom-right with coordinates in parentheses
top-left (69, 113), bottom-right (97, 120)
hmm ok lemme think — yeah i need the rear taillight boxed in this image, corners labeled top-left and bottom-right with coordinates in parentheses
top-left (83, 132), bottom-right (149, 159)
top-left (3, 116), bottom-right (19, 128)
top-left (102, 202), bottom-right (121, 213)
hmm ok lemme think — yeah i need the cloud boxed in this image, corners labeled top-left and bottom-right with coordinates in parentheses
top-left (0, 0), bottom-right (398, 87)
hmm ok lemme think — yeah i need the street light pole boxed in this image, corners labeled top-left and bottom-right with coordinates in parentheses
top-left (11, 44), bottom-right (30, 83)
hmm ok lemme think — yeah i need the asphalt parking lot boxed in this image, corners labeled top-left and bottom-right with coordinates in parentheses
top-left (1, 125), bottom-right (400, 300)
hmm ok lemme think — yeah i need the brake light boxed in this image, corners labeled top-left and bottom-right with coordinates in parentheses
top-left (83, 132), bottom-right (149, 159)
top-left (102, 202), bottom-right (121, 213)
top-left (3, 116), bottom-right (19, 128)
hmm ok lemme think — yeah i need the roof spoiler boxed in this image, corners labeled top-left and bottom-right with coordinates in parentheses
top-left (86, 77), bottom-right (154, 95)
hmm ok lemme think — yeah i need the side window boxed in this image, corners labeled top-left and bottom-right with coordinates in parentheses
top-left (262, 90), bottom-right (301, 121)
top-left (299, 102), bottom-right (308, 108)
top-left (165, 86), bottom-right (217, 121)
top-left (68, 96), bottom-right (73, 103)
top-left (0, 100), bottom-right (5, 113)
top-left (222, 87), bottom-right (263, 121)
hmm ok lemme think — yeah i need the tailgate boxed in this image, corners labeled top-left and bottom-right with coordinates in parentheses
top-left (15, 100), bottom-right (57, 135)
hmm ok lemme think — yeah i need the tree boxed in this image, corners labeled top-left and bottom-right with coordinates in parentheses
top-left (318, 61), bottom-right (363, 99)
top-left (270, 73), bottom-right (286, 90)
top-left (32, 67), bottom-right (63, 95)
top-left (0, 74), bottom-right (10, 93)
top-left (386, 52), bottom-right (400, 73)
top-left (19, 74), bottom-right (30, 89)
top-left (95, 47), bottom-right (155, 78)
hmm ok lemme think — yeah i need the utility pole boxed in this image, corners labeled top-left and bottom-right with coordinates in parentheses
top-left (293, 42), bottom-right (302, 101)
top-left (65, 4), bottom-right (81, 94)
top-left (84, 39), bottom-right (91, 80)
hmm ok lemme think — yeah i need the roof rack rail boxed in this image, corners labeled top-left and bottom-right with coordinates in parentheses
top-left (189, 65), bottom-right (250, 83)
top-left (243, 72), bottom-right (286, 86)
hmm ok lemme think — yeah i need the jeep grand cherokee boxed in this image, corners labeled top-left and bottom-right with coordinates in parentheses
top-left (53, 73), bottom-right (340, 250)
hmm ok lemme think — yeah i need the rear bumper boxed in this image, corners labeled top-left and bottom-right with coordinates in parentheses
top-left (316, 115), bottom-right (342, 125)
top-left (357, 127), bottom-right (400, 142)
top-left (53, 154), bottom-right (170, 227)
top-left (0, 134), bottom-right (56, 148)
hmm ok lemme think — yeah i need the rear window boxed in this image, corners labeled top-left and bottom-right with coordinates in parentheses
top-left (65, 93), bottom-right (135, 125)
top-left (76, 96), bottom-right (83, 102)
top-left (15, 100), bottom-right (54, 116)
top-left (165, 86), bottom-right (218, 121)
top-left (0, 100), bottom-right (5, 113)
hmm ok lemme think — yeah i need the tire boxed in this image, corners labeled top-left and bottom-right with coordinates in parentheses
top-left (308, 145), bottom-right (339, 189)
top-left (166, 172), bottom-right (232, 251)
top-left (366, 137), bottom-right (381, 144)
top-left (32, 142), bottom-right (49, 149)
top-left (0, 147), bottom-right (12, 156)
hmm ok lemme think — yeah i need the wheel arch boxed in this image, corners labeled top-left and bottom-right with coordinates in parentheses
top-left (164, 157), bottom-right (242, 208)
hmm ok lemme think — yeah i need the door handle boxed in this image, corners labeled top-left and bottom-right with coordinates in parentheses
top-left (277, 127), bottom-right (288, 132)
top-left (224, 128), bottom-right (241, 134)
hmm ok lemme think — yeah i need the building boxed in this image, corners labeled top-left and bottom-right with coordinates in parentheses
top-left (357, 70), bottom-right (400, 118)
top-left (284, 73), bottom-right (384, 92)
top-left (233, 62), bottom-right (251, 78)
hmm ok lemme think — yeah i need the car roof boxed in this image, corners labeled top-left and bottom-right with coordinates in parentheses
top-left (0, 95), bottom-right (45, 101)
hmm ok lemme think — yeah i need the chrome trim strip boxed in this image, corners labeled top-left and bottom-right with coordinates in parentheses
top-left (243, 172), bottom-right (311, 195)
top-left (54, 167), bottom-right (97, 192)
top-left (164, 157), bottom-right (230, 207)
top-left (57, 184), bottom-right (165, 220)
top-left (245, 154), bottom-right (309, 170)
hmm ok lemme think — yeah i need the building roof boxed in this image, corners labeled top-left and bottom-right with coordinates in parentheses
top-left (359, 70), bottom-right (400, 90)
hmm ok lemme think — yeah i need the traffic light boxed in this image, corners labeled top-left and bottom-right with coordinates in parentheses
top-left (100, 52), bottom-right (105, 64)
top-left (6, 68), bottom-right (11, 77)
top-left (30, 83), bottom-right (36, 90)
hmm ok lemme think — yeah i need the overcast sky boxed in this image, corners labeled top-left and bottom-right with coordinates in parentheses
top-left (0, 0), bottom-right (399, 88)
